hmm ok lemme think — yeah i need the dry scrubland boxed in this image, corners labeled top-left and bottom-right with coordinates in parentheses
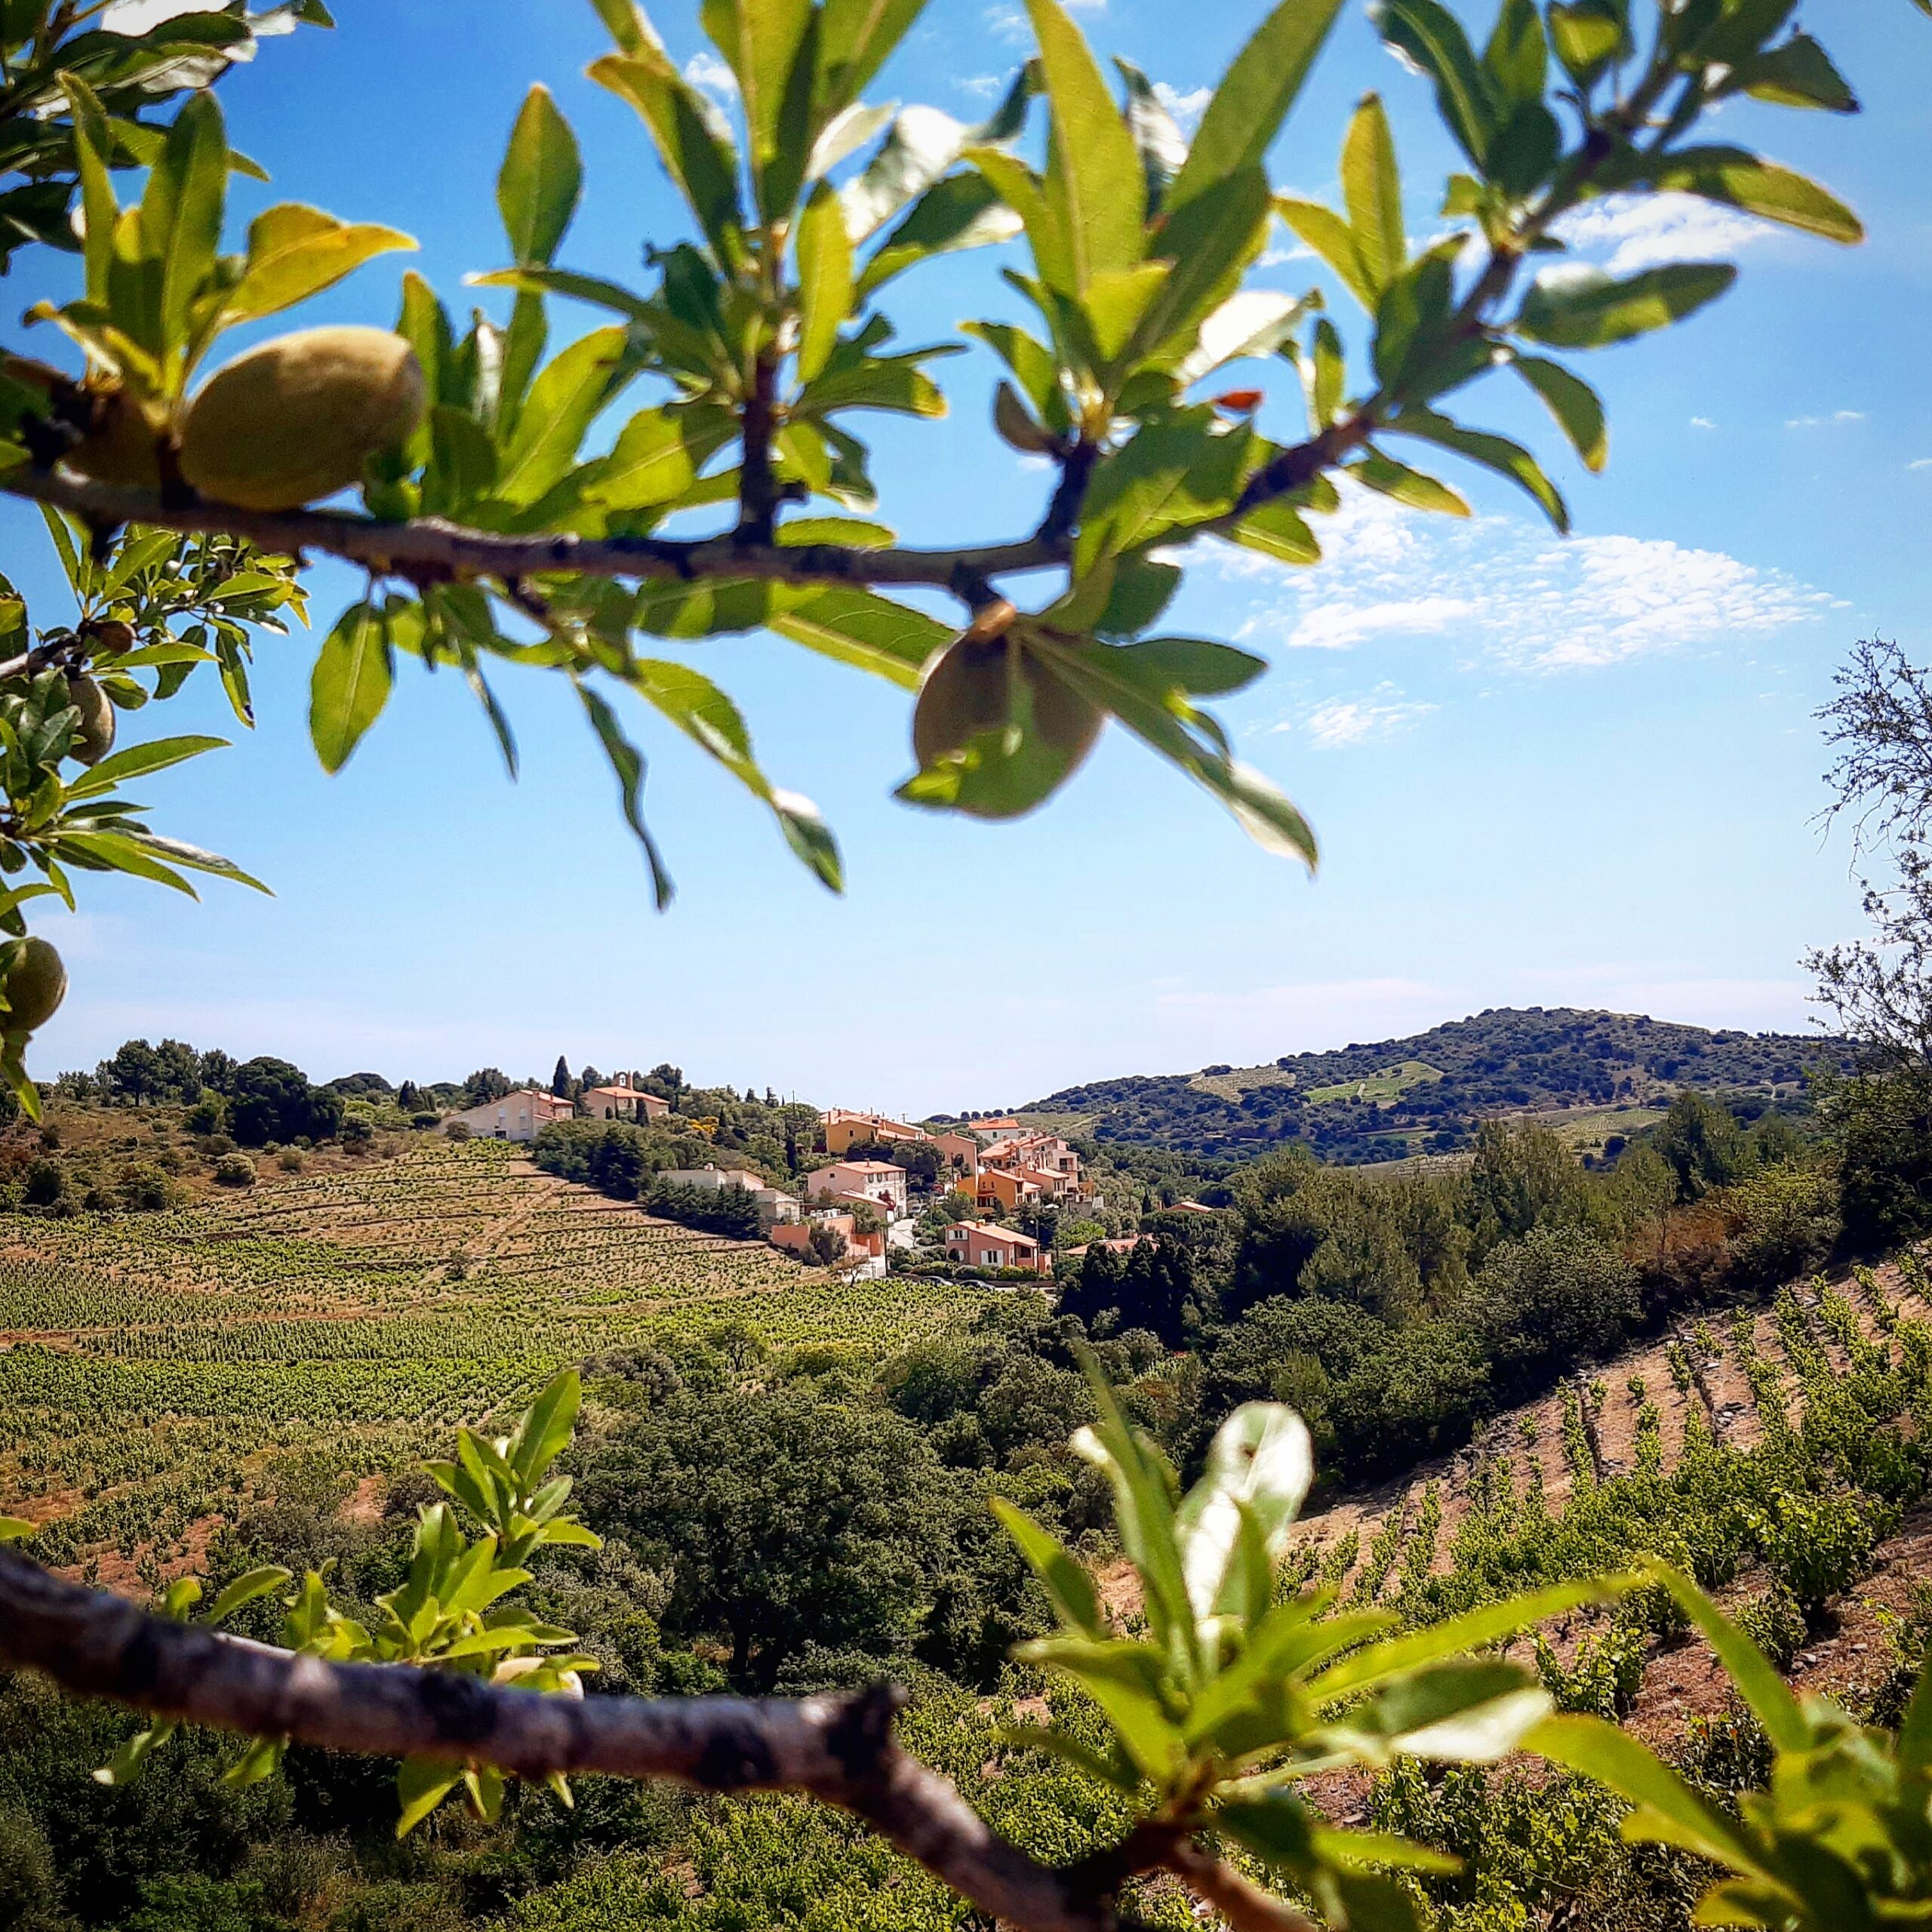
top-left (0, 1137), bottom-right (986, 1584)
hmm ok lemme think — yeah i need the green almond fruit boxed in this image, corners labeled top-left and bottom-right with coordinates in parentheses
top-left (1, 936), bottom-right (66, 1033)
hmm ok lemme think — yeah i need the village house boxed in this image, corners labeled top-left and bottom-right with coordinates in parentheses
top-left (804, 1158), bottom-right (909, 1218)
top-left (971, 1166), bottom-right (1041, 1214)
top-left (658, 1165), bottom-right (795, 1228)
top-left (931, 1129), bottom-right (983, 1178)
top-left (445, 1089), bottom-right (573, 1143)
top-left (821, 1108), bottom-right (930, 1156)
top-left (977, 1131), bottom-right (1091, 1203)
top-left (583, 1078), bottom-right (670, 1122)
top-left (944, 1220), bottom-right (1048, 1275)
top-left (770, 1209), bottom-right (886, 1275)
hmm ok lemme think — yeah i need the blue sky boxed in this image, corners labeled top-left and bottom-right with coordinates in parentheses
top-left (6, 2), bottom-right (1929, 1115)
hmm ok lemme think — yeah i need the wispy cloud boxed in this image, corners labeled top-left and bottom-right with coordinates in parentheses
top-left (1690, 416), bottom-right (1717, 430)
top-left (1553, 192), bottom-right (1770, 273)
top-left (683, 50), bottom-right (737, 99)
top-left (1153, 80), bottom-right (1211, 129)
top-left (1226, 485), bottom-right (1835, 672)
top-left (1287, 686), bottom-right (1439, 748)
top-left (1786, 408), bottom-right (1866, 429)
top-left (957, 72), bottom-right (1004, 99)
top-left (985, 3), bottom-right (1028, 44)
top-left (1912, 458), bottom-right (1932, 472)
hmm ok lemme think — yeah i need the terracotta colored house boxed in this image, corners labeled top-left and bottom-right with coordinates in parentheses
top-left (771, 1211), bottom-right (884, 1265)
top-left (944, 1220), bottom-right (1047, 1275)
top-left (583, 1080), bottom-right (669, 1122)
top-left (823, 1108), bottom-right (931, 1155)
top-left (973, 1167), bottom-right (1041, 1214)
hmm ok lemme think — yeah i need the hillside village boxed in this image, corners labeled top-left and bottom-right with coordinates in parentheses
top-left (446, 1078), bottom-right (1101, 1279)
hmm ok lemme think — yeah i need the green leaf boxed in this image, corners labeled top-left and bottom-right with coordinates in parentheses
top-left (795, 180), bottom-right (853, 383)
top-left (700, 0), bottom-right (814, 220)
top-left (494, 325), bottom-right (634, 507)
top-left (1633, 1558), bottom-right (1807, 1752)
top-left (1327, 1659), bottom-right (1549, 1762)
top-left (466, 266), bottom-right (654, 326)
top-left (768, 586), bottom-right (951, 688)
top-left (1548, 2), bottom-right (1623, 84)
top-left (1306, 1579), bottom-right (1609, 1702)
top-left (149, 90), bottom-right (228, 369)
top-left (1341, 94), bottom-right (1404, 293)
top-left (993, 1722), bottom-right (1140, 1792)
top-left (54, 830), bottom-right (198, 899)
top-left (1730, 34), bottom-right (1857, 112)
top-left (205, 1565), bottom-right (292, 1626)
top-left (1175, 1402), bottom-right (1313, 1620)
top-left (395, 1755), bottom-right (463, 1838)
top-left (1224, 497), bottom-right (1321, 565)
top-left (622, 660), bottom-right (844, 892)
top-left (0, 1516), bottom-right (35, 1542)
top-left (1515, 263), bottom-right (1737, 349)
top-left (1900, 1649), bottom-right (1932, 1777)
top-left (1642, 146), bottom-right (1862, 245)
top-left (1509, 355), bottom-right (1605, 471)
top-left (855, 172), bottom-right (1023, 298)
top-left (1026, 0), bottom-right (1146, 291)
top-left (991, 1497), bottom-right (1104, 1635)
top-left (577, 682), bottom-right (673, 909)
top-left (1392, 406), bottom-right (1568, 531)
top-left (223, 204), bottom-right (415, 328)
top-left (844, 106), bottom-right (971, 245)
top-left (1370, 0), bottom-right (1495, 170)
top-left (309, 601), bottom-right (392, 774)
top-left (1349, 450), bottom-right (1469, 514)
top-left (498, 85), bottom-right (583, 268)
top-left (1167, 0), bottom-right (1345, 216)
top-left (510, 1370), bottom-right (580, 1484)
top-left (1275, 196), bottom-right (1374, 310)
top-left (1484, 0), bottom-right (1547, 103)
top-left (1135, 165), bottom-right (1274, 361)
top-left (1016, 1635), bottom-right (1185, 1783)
top-left (1108, 638), bottom-right (1258, 700)
top-left (1526, 1714), bottom-right (1763, 1872)
top-left (590, 52), bottom-right (744, 268)
top-left (63, 734), bottom-right (228, 799)
top-left (589, 402), bottom-right (736, 512)
top-left (817, 0), bottom-right (925, 113)
top-left (130, 833), bottom-right (269, 896)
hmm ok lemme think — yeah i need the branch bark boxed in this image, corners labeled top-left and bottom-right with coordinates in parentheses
top-left (0, 1551), bottom-right (1118, 1932)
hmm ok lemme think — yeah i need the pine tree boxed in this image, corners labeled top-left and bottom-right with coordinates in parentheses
top-left (551, 1055), bottom-right (574, 1100)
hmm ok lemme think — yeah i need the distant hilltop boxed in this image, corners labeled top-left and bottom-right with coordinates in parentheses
top-left (997, 1006), bottom-right (1851, 1166)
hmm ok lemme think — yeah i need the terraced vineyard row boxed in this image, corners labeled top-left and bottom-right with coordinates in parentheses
top-left (0, 1140), bottom-right (987, 1580)
top-left (1290, 1256), bottom-right (1932, 1644)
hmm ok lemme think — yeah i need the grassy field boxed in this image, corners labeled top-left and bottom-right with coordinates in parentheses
top-left (0, 1137), bottom-right (986, 1580)
top-left (1303, 1059), bottom-right (1444, 1106)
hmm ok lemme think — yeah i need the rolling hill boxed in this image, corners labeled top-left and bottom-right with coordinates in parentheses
top-left (1007, 1006), bottom-right (1851, 1164)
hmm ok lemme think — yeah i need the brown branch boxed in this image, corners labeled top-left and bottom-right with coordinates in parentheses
top-left (0, 1551), bottom-right (1118, 1932)
top-left (1164, 1841), bottom-right (1321, 1932)
top-left (1, 466), bottom-right (1066, 614)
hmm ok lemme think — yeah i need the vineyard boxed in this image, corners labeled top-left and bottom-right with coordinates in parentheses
top-left (0, 1139), bottom-right (987, 1582)
top-left (1267, 1254), bottom-right (1932, 1764)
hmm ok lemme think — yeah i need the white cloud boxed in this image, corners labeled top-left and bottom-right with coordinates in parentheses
top-left (1293, 688), bottom-right (1439, 748)
top-left (1153, 81), bottom-right (1211, 130)
top-left (985, 3), bottom-right (1028, 44)
top-left (1913, 458), bottom-right (1932, 471)
top-left (1553, 192), bottom-right (1769, 274)
top-left (1785, 408), bottom-right (1866, 429)
top-left (1226, 483), bottom-right (1835, 672)
top-left (683, 50), bottom-right (737, 99)
top-left (957, 72), bottom-right (1004, 99)
top-left (1690, 416), bottom-right (1717, 430)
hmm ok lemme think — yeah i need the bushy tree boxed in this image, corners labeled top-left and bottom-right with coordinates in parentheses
top-left (227, 1058), bottom-right (341, 1148)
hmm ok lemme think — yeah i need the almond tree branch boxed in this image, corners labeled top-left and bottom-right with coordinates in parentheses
top-left (1164, 1841), bottom-right (1321, 1932)
top-left (0, 1550), bottom-right (1121, 1932)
